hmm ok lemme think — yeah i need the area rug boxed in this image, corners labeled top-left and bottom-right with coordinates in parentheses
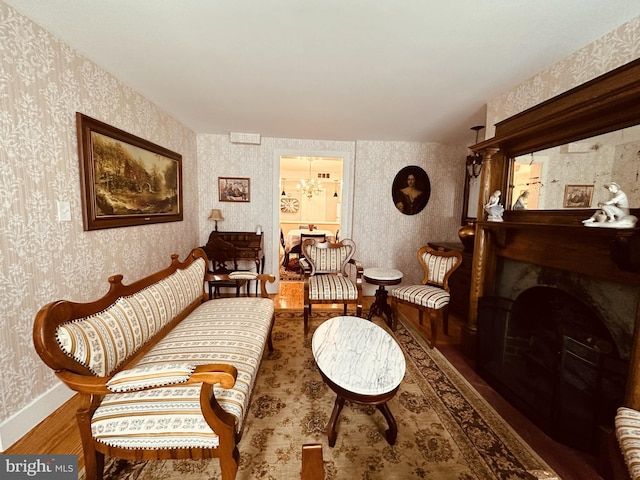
top-left (84, 311), bottom-right (559, 480)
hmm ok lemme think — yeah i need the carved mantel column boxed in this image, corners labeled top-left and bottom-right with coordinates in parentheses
top-left (461, 147), bottom-right (500, 359)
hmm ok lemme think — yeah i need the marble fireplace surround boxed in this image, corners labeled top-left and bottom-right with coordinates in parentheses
top-left (494, 257), bottom-right (637, 361)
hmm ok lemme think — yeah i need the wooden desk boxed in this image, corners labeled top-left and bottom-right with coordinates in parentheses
top-left (204, 231), bottom-right (264, 273)
top-left (203, 231), bottom-right (264, 295)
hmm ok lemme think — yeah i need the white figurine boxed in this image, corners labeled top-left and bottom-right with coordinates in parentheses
top-left (484, 190), bottom-right (505, 222)
top-left (582, 182), bottom-right (637, 228)
top-left (513, 190), bottom-right (529, 210)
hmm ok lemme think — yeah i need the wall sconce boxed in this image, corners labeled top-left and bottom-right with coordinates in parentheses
top-left (333, 180), bottom-right (339, 198)
top-left (281, 178), bottom-right (286, 196)
top-left (466, 125), bottom-right (485, 179)
top-left (208, 208), bottom-right (224, 231)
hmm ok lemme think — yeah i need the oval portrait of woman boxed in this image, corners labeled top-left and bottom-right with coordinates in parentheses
top-left (392, 166), bottom-right (431, 215)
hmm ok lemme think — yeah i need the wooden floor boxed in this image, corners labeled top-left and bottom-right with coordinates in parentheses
top-left (5, 281), bottom-right (602, 479)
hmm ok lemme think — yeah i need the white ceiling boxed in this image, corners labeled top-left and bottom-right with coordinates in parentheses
top-left (5, 0), bottom-right (639, 145)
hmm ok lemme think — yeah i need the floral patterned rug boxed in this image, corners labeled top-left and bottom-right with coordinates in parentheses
top-left (86, 311), bottom-right (558, 480)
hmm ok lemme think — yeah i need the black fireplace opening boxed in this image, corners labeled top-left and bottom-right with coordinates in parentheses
top-left (477, 287), bottom-right (628, 454)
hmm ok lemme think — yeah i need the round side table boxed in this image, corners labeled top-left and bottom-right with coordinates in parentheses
top-left (363, 267), bottom-right (403, 327)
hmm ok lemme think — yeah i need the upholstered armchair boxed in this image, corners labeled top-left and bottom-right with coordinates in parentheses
top-left (301, 238), bottom-right (363, 335)
top-left (390, 245), bottom-right (462, 348)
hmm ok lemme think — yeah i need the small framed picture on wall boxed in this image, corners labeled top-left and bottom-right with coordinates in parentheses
top-left (219, 177), bottom-right (250, 202)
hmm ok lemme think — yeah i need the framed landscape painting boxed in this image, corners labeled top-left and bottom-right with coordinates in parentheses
top-left (77, 113), bottom-right (183, 230)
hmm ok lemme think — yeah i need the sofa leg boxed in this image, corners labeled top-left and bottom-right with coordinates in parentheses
top-left (76, 401), bottom-right (104, 480)
top-left (219, 446), bottom-right (239, 480)
top-left (267, 314), bottom-right (275, 352)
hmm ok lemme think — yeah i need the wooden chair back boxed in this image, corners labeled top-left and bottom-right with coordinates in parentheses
top-left (417, 245), bottom-right (462, 291)
top-left (204, 236), bottom-right (240, 274)
top-left (301, 238), bottom-right (356, 276)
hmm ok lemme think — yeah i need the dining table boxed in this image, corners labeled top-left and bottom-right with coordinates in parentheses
top-left (284, 229), bottom-right (335, 253)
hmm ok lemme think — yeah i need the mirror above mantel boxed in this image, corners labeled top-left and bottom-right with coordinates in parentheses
top-left (510, 123), bottom-right (640, 211)
top-left (472, 57), bottom-right (640, 226)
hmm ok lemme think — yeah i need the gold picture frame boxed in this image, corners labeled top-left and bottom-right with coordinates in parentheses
top-left (77, 113), bottom-right (183, 230)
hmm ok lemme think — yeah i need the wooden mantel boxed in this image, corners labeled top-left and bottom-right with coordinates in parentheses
top-left (462, 58), bottom-right (640, 409)
top-left (479, 220), bottom-right (640, 281)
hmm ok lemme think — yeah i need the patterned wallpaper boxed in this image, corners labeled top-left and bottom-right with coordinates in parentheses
top-left (0, 2), bottom-right (198, 448)
top-left (486, 16), bottom-right (640, 136)
top-left (196, 134), bottom-right (467, 291)
top-left (353, 141), bottom-right (466, 285)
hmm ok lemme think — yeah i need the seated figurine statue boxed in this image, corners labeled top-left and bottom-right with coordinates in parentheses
top-left (484, 190), bottom-right (505, 222)
top-left (582, 182), bottom-right (637, 228)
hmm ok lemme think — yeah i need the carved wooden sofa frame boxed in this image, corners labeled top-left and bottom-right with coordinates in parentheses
top-left (32, 248), bottom-right (275, 480)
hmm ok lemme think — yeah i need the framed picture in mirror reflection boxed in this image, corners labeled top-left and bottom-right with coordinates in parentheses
top-left (563, 185), bottom-right (594, 208)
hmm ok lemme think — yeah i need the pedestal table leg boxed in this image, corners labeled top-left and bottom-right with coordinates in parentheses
top-left (327, 395), bottom-right (345, 447)
top-left (377, 402), bottom-right (398, 445)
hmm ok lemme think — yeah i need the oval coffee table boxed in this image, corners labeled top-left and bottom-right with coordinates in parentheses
top-left (312, 316), bottom-right (406, 447)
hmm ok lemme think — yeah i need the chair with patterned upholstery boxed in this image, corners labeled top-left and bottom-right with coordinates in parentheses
top-left (390, 245), bottom-right (462, 348)
top-left (301, 238), bottom-right (363, 336)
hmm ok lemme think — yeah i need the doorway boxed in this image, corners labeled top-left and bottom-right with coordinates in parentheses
top-left (278, 156), bottom-right (343, 280)
top-left (271, 149), bottom-right (355, 292)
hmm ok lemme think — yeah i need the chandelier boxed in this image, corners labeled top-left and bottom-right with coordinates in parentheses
top-left (297, 157), bottom-right (322, 199)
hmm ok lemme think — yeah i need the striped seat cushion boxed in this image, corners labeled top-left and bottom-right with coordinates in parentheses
top-left (308, 274), bottom-right (358, 301)
top-left (91, 296), bottom-right (274, 450)
top-left (390, 284), bottom-right (450, 309)
top-left (616, 406), bottom-right (640, 479)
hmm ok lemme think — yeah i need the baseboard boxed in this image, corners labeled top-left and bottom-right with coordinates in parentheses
top-left (0, 382), bottom-right (74, 451)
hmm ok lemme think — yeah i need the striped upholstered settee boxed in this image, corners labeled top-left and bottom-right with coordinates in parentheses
top-left (33, 248), bottom-right (275, 480)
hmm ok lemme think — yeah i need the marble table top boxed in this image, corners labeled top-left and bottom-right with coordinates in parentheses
top-left (311, 316), bottom-right (406, 396)
top-left (363, 267), bottom-right (403, 282)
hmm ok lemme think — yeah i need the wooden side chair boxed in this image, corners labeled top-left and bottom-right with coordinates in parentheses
top-left (390, 245), bottom-right (462, 348)
top-left (203, 236), bottom-right (248, 298)
top-left (301, 238), bottom-right (363, 336)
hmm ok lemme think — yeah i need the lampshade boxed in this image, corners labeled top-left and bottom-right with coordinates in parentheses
top-left (208, 209), bottom-right (224, 221)
top-left (208, 209), bottom-right (224, 231)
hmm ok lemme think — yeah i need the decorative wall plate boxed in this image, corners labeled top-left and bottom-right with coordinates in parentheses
top-left (280, 197), bottom-right (300, 213)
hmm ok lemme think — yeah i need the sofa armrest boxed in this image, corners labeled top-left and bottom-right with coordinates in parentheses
top-left (255, 273), bottom-right (276, 298)
top-left (107, 363), bottom-right (238, 392)
top-left (56, 363), bottom-right (238, 395)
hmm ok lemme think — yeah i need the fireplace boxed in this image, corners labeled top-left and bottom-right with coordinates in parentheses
top-left (476, 259), bottom-right (634, 453)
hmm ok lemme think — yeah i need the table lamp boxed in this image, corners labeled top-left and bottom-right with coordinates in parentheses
top-left (208, 209), bottom-right (224, 231)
